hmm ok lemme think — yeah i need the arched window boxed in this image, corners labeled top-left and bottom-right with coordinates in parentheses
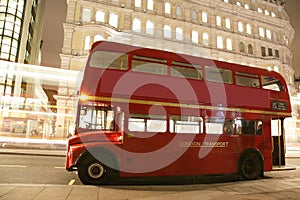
top-left (165, 2), bottom-right (171, 14)
top-left (176, 6), bottom-right (182, 17)
top-left (248, 44), bottom-right (253, 54)
top-left (236, 2), bottom-right (241, 6)
top-left (176, 27), bottom-right (183, 40)
top-left (244, 4), bottom-right (249, 9)
top-left (146, 20), bottom-right (154, 35)
top-left (239, 42), bottom-right (245, 53)
top-left (164, 25), bottom-right (172, 38)
top-left (94, 35), bottom-right (104, 42)
top-left (132, 18), bottom-right (141, 32)
top-left (84, 36), bottom-right (91, 50)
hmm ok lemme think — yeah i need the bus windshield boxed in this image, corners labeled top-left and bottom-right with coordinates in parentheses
top-left (78, 105), bottom-right (115, 131)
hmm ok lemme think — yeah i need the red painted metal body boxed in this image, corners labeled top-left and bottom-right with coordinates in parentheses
top-left (66, 41), bottom-right (291, 180)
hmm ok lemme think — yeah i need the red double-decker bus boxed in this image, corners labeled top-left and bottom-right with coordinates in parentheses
top-left (66, 41), bottom-right (291, 185)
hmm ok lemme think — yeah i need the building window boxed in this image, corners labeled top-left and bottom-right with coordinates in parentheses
top-left (238, 22), bottom-right (244, 32)
top-left (217, 36), bottom-right (223, 49)
top-left (132, 18), bottom-right (141, 32)
top-left (246, 24), bottom-right (251, 34)
top-left (273, 32), bottom-right (278, 41)
top-left (275, 49), bottom-right (280, 58)
top-left (261, 46), bottom-right (266, 57)
top-left (176, 6), bottom-right (182, 17)
top-left (271, 12), bottom-right (276, 17)
top-left (164, 25), bottom-right (172, 38)
top-left (84, 36), bottom-right (91, 50)
top-left (146, 20), bottom-right (154, 35)
top-left (259, 27), bottom-right (265, 37)
top-left (248, 44), bottom-right (253, 54)
top-left (268, 48), bottom-right (273, 57)
top-left (264, 10), bottom-right (270, 16)
top-left (224, 0), bottom-right (229, 2)
top-left (192, 30), bottom-right (198, 44)
top-left (236, 2), bottom-right (241, 6)
top-left (258, 8), bottom-right (263, 13)
top-left (216, 16), bottom-right (222, 27)
top-left (95, 11), bottom-right (105, 22)
top-left (192, 10), bottom-right (198, 20)
top-left (176, 27), bottom-right (183, 41)
top-left (135, 0), bottom-right (142, 7)
top-left (109, 13), bottom-right (118, 28)
top-left (165, 2), bottom-right (171, 14)
top-left (202, 11), bottom-right (208, 23)
top-left (94, 35), bottom-right (104, 42)
top-left (225, 18), bottom-right (231, 29)
top-left (226, 38), bottom-right (232, 50)
top-left (147, 0), bottom-right (154, 10)
top-left (239, 42), bottom-right (245, 53)
top-left (82, 8), bottom-right (91, 22)
top-left (244, 4), bottom-right (249, 9)
top-left (203, 32), bottom-right (209, 46)
top-left (266, 29), bottom-right (272, 39)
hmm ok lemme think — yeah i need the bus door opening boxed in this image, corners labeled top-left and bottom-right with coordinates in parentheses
top-left (271, 118), bottom-right (285, 166)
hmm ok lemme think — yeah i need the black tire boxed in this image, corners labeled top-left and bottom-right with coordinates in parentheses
top-left (77, 152), bottom-right (118, 185)
top-left (238, 152), bottom-right (262, 180)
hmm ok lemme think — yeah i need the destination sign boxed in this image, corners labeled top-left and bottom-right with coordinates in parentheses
top-left (272, 100), bottom-right (288, 111)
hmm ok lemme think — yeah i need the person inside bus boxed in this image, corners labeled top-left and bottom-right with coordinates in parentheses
top-left (256, 124), bottom-right (263, 135)
top-left (223, 123), bottom-right (234, 134)
top-left (242, 120), bottom-right (255, 134)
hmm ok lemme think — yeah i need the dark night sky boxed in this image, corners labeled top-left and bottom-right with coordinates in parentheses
top-left (41, 0), bottom-right (300, 75)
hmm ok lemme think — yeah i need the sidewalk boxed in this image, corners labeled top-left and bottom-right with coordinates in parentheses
top-left (0, 136), bottom-right (66, 156)
top-left (1, 178), bottom-right (300, 200)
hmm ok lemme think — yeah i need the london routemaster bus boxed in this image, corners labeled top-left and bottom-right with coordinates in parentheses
top-left (66, 41), bottom-right (291, 185)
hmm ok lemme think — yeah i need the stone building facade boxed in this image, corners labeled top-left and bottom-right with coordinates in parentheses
top-left (58, 0), bottom-right (297, 140)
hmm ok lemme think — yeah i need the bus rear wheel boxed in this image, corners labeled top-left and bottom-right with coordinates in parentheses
top-left (77, 152), bottom-right (117, 185)
top-left (238, 152), bottom-right (262, 180)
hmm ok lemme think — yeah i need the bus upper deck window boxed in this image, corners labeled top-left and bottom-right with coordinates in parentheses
top-left (261, 76), bottom-right (284, 92)
top-left (89, 51), bottom-right (128, 70)
top-left (205, 66), bottom-right (233, 84)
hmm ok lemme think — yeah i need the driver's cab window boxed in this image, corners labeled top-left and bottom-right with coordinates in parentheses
top-left (78, 106), bottom-right (115, 130)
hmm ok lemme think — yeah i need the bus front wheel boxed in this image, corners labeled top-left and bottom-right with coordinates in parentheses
top-left (77, 152), bottom-right (117, 185)
top-left (238, 152), bottom-right (262, 180)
